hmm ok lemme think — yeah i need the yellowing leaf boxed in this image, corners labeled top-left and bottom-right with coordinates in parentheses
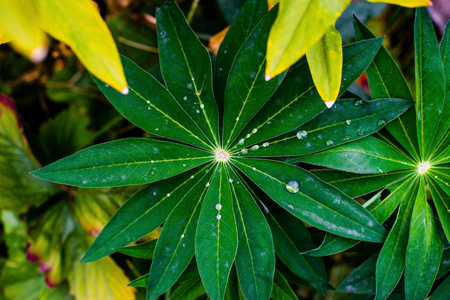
top-left (69, 257), bottom-right (136, 300)
top-left (34, 0), bottom-right (128, 94)
top-left (266, 0), bottom-right (350, 77)
top-left (0, 0), bottom-right (48, 62)
top-left (368, 0), bottom-right (430, 8)
top-left (306, 26), bottom-right (342, 107)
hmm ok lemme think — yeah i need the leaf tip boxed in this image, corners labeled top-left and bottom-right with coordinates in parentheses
top-left (30, 45), bottom-right (48, 63)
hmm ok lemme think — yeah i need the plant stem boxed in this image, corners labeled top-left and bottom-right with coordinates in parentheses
top-left (186, 0), bottom-right (200, 24)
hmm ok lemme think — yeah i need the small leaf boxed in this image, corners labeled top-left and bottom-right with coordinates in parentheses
top-left (117, 240), bottom-right (156, 260)
top-left (35, 0), bottom-right (127, 92)
top-left (294, 136), bottom-right (416, 174)
top-left (271, 270), bottom-right (298, 300)
top-left (375, 178), bottom-right (420, 300)
top-left (265, 0), bottom-right (350, 77)
top-left (128, 274), bottom-right (148, 287)
top-left (94, 56), bottom-right (214, 150)
top-left (367, 0), bottom-right (430, 8)
top-left (228, 167), bottom-right (275, 300)
top-left (306, 26), bottom-right (342, 106)
top-left (234, 37), bottom-right (384, 150)
top-left (233, 158), bottom-right (387, 242)
top-left (32, 138), bottom-right (213, 187)
top-left (239, 98), bottom-right (412, 158)
top-left (196, 165), bottom-right (238, 300)
top-left (414, 7), bottom-right (445, 160)
top-left (430, 274), bottom-right (450, 300)
top-left (337, 255), bottom-right (377, 294)
top-left (223, 5), bottom-right (286, 148)
top-left (427, 178), bottom-right (450, 243)
top-left (169, 276), bottom-right (205, 300)
top-left (146, 167), bottom-right (214, 300)
top-left (215, 0), bottom-right (267, 109)
top-left (405, 179), bottom-right (443, 300)
top-left (436, 248), bottom-right (450, 279)
top-left (157, 1), bottom-right (219, 145)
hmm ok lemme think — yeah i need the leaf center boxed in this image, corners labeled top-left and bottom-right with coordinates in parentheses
top-left (418, 161), bottom-right (430, 174)
top-left (215, 148), bottom-right (230, 162)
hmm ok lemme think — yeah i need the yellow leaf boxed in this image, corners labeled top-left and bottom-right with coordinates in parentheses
top-left (266, 0), bottom-right (350, 77)
top-left (69, 257), bottom-right (136, 300)
top-left (34, 0), bottom-right (128, 94)
top-left (306, 26), bottom-right (342, 107)
top-left (0, 0), bottom-right (48, 62)
top-left (209, 27), bottom-right (229, 56)
top-left (368, 0), bottom-right (430, 8)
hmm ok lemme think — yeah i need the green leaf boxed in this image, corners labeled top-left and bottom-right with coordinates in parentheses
top-left (375, 178), bottom-right (420, 300)
top-left (117, 240), bottom-right (156, 260)
top-left (128, 274), bottom-right (148, 287)
top-left (232, 37), bottom-right (385, 150)
top-left (312, 169), bottom-right (411, 198)
top-left (169, 276), bottom-right (205, 300)
top-left (429, 166), bottom-right (450, 196)
top-left (214, 0), bottom-right (267, 109)
top-left (240, 98), bottom-right (412, 158)
top-left (146, 167), bottom-right (214, 300)
top-left (271, 270), bottom-right (298, 300)
top-left (216, 0), bottom-right (243, 24)
top-left (405, 179), bottom-right (443, 300)
top-left (265, 0), bottom-right (350, 77)
top-left (233, 158), bottom-right (387, 242)
top-left (35, 0), bottom-right (127, 92)
top-left (32, 138), bottom-right (212, 187)
top-left (196, 165), bottom-right (238, 300)
top-left (301, 232), bottom-right (359, 257)
top-left (306, 26), bottom-right (342, 104)
top-left (81, 166), bottom-right (210, 262)
top-left (336, 255), bottom-right (377, 294)
top-left (265, 212), bottom-right (327, 294)
top-left (94, 56), bottom-right (214, 150)
top-left (414, 8), bottom-right (445, 160)
top-left (353, 16), bottom-right (419, 161)
top-left (222, 5), bottom-right (286, 148)
top-left (157, 1), bottom-right (219, 146)
top-left (228, 167), bottom-right (275, 300)
top-left (430, 274), bottom-right (450, 300)
top-left (436, 248), bottom-right (450, 279)
top-left (294, 137), bottom-right (415, 174)
top-left (427, 179), bottom-right (450, 246)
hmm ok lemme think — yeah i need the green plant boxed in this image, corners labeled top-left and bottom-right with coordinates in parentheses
top-left (32, 1), bottom-right (413, 299)
top-left (290, 9), bottom-right (450, 299)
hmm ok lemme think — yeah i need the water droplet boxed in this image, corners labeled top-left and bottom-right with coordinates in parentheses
top-left (215, 203), bottom-right (222, 210)
top-left (252, 128), bottom-right (257, 134)
top-left (166, 193), bottom-right (171, 197)
top-left (246, 134), bottom-right (251, 138)
top-left (105, 84), bottom-right (110, 88)
top-left (297, 130), bottom-right (308, 140)
top-left (228, 178), bottom-right (233, 183)
top-left (146, 101), bottom-right (150, 104)
top-left (191, 77), bottom-right (195, 81)
top-left (326, 140), bottom-right (334, 146)
top-left (435, 176), bottom-right (438, 179)
top-left (252, 167), bottom-right (256, 170)
top-left (151, 170), bottom-right (155, 176)
top-left (182, 164), bottom-right (186, 167)
top-left (224, 50), bottom-right (228, 54)
top-left (341, 136), bottom-right (350, 141)
top-left (183, 96), bottom-right (187, 100)
top-left (236, 117), bottom-right (239, 121)
top-left (216, 215), bottom-right (222, 220)
top-left (82, 180), bottom-right (88, 185)
top-left (263, 142), bottom-right (269, 147)
top-left (153, 191), bottom-right (157, 196)
top-left (206, 182), bottom-right (210, 187)
top-left (196, 110), bottom-right (200, 114)
top-left (190, 175), bottom-right (195, 179)
top-left (354, 100), bottom-right (365, 106)
top-left (286, 180), bottom-right (300, 193)
top-left (148, 107), bottom-right (151, 110)
top-left (155, 128), bottom-right (159, 131)
top-left (181, 234), bottom-right (185, 239)
top-left (200, 104), bottom-right (204, 109)
top-left (251, 145), bottom-right (259, 151)
top-left (358, 129), bottom-right (364, 135)
top-left (345, 119), bottom-right (352, 125)
top-left (238, 139), bottom-right (245, 145)
top-left (438, 110), bottom-right (442, 116)
top-left (378, 119), bottom-right (386, 126)
top-left (267, 121), bottom-right (272, 125)
top-left (241, 148), bottom-right (248, 155)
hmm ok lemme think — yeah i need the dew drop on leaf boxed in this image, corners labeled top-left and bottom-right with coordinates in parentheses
top-left (241, 148), bottom-right (248, 155)
top-left (354, 100), bottom-right (364, 106)
top-left (251, 145), bottom-right (259, 151)
top-left (296, 130), bottom-right (308, 140)
top-left (252, 128), bottom-right (257, 134)
top-left (236, 117), bottom-right (239, 121)
top-left (200, 104), bottom-right (204, 109)
top-left (326, 140), bottom-right (334, 146)
top-left (183, 96), bottom-right (187, 100)
top-left (286, 180), bottom-right (300, 193)
top-left (263, 142), bottom-right (269, 148)
top-left (215, 204), bottom-right (222, 211)
top-left (377, 119), bottom-right (386, 126)
top-left (238, 138), bottom-right (245, 145)
top-left (166, 193), bottom-right (171, 197)
top-left (216, 215), bottom-right (222, 220)
top-left (228, 178), bottom-right (233, 183)
top-left (345, 119), bottom-right (352, 125)
top-left (181, 234), bottom-right (185, 239)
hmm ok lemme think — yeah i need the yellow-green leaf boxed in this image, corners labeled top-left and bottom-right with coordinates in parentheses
top-left (265, 0), bottom-right (350, 78)
top-left (367, 0), bottom-right (430, 8)
top-left (34, 0), bottom-right (127, 94)
top-left (306, 26), bottom-right (342, 107)
top-left (0, 0), bottom-right (48, 62)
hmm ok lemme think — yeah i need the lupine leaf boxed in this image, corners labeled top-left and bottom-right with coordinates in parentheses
top-left (271, 270), bottom-right (297, 300)
top-left (169, 276), bottom-right (205, 300)
top-left (146, 167), bottom-right (214, 300)
top-left (157, 1), bottom-right (219, 146)
top-left (436, 248), bottom-right (450, 279)
top-left (428, 178), bottom-right (450, 242)
top-left (294, 136), bottom-right (415, 174)
top-left (228, 167), bottom-right (275, 300)
top-left (337, 255), bottom-right (377, 294)
top-left (405, 179), bottom-right (443, 300)
top-left (232, 37), bottom-right (384, 150)
top-left (94, 56), bottom-right (214, 150)
top-left (214, 0), bottom-right (267, 109)
top-left (32, 138), bottom-right (212, 187)
top-left (239, 98), bottom-right (411, 158)
top-left (117, 240), bottom-right (156, 260)
top-left (196, 165), bottom-right (238, 300)
top-left (430, 274), bottom-right (450, 300)
top-left (233, 158), bottom-right (386, 242)
top-left (222, 5), bottom-right (286, 148)
top-left (375, 178), bottom-right (420, 300)
top-left (414, 8), bottom-right (445, 160)
top-left (128, 274), bottom-right (148, 287)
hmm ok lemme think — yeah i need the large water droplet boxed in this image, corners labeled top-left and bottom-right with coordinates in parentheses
top-left (326, 140), bottom-right (334, 146)
top-left (346, 119), bottom-right (352, 125)
top-left (215, 203), bottom-right (222, 210)
top-left (297, 130), bottom-right (308, 140)
top-left (241, 148), bottom-right (248, 155)
top-left (216, 215), bottom-right (222, 220)
top-left (238, 139), bottom-right (245, 145)
top-left (263, 142), bottom-right (269, 148)
top-left (286, 180), bottom-right (300, 193)
top-left (251, 145), bottom-right (259, 151)
top-left (252, 128), bottom-right (257, 134)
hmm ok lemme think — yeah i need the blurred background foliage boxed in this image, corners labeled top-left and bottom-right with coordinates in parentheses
top-left (0, 0), bottom-right (448, 299)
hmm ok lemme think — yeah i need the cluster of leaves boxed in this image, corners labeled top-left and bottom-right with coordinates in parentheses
top-left (32, 1), bottom-right (450, 300)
